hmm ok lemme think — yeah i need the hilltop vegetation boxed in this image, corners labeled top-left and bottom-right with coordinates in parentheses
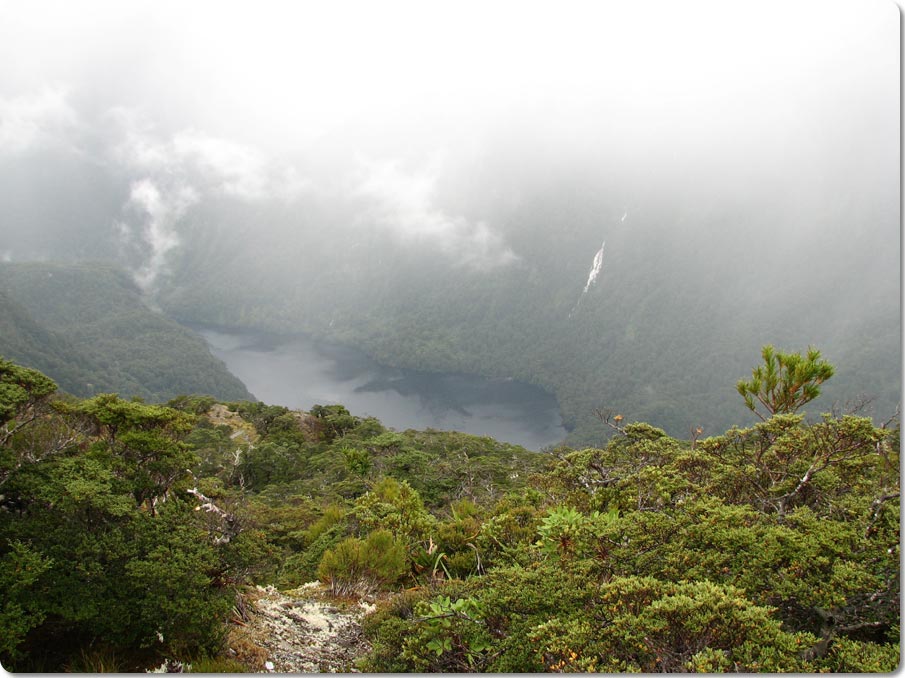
top-left (0, 349), bottom-right (898, 672)
top-left (0, 262), bottom-right (252, 403)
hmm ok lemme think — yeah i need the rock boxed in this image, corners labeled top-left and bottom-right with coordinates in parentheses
top-left (205, 404), bottom-right (259, 444)
top-left (228, 583), bottom-right (372, 673)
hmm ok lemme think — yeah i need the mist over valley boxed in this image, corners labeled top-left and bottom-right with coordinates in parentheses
top-left (0, 1), bottom-right (901, 673)
top-left (1, 1), bottom-right (898, 447)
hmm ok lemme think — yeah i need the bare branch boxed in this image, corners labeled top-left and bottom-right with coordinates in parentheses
top-left (865, 491), bottom-right (900, 538)
top-left (594, 408), bottom-right (627, 436)
top-left (689, 425), bottom-right (704, 449)
top-left (880, 404), bottom-right (899, 430)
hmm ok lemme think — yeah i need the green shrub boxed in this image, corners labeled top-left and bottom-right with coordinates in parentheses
top-left (318, 529), bottom-right (406, 596)
top-left (402, 595), bottom-right (492, 672)
top-left (818, 637), bottom-right (900, 673)
top-left (340, 445), bottom-right (371, 476)
top-left (352, 477), bottom-right (435, 545)
top-left (360, 581), bottom-right (472, 672)
top-left (166, 394), bottom-right (217, 415)
top-left (278, 523), bottom-right (346, 588)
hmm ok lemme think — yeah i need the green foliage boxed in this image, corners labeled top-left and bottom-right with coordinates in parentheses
top-left (124, 510), bottom-right (231, 655)
top-left (0, 357), bottom-right (62, 489)
top-left (279, 522), bottom-right (346, 589)
top-left (166, 394), bottom-right (217, 415)
top-left (366, 564), bottom-right (821, 673)
top-left (0, 356), bottom-right (57, 428)
top-left (472, 490), bottom-right (545, 569)
top-left (303, 503), bottom-right (349, 544)
top-left (697, 413), bottom-right (894, 515)
top-left (819, 637), bottom-right (900, 672)
top-left (536, 505), bottom-right (586, 559)
top-left (0, 262), bottom-right (252, 403)
top-left (0, 367), bottom-right (241, 670)
top-left (0, 541), bottom-right (51, 661)
top-left (0, 356), bottom-right (898, 672)
top-left (375, 429), bottom-right (544, 509)
top-left (352, 477), bottom-right (435, 545)
top-left (64, 646), bottom-right (124, 673)
top-left (359, 587), bottom-right (436, 672)
top-left (318, 529), bottom-right (407, 595)
top-left (529, 576), bottom-right (815, 673)
top-left (71, 394), bottom-right (198, 509)
top-left (340, 445), bottom-right (371, 476)
top-left (75, 392), bottom-right (195, 438)
top-left (236, 441), bottom-right (305, 490)
top-left (234, 402), bottom-right (305, 444)
top-left (219, 525), bottom-right (279, 586)
top-left (405, 596), bottom-right (492, 671)
top-left (310, 404), bottom-right (358, 441)
top-left (217, 401), bottom-right (543, 517)
top-left (536, 505), bottom-right (619, 560)
top-left (433, 499), bottom-right (485, 579)
top-left (737, 344), bottom-right (835, 421)
top-left (362, 397), bottom-right (899, 672)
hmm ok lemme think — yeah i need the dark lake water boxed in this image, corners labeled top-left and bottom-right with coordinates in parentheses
top-left (194, 326), bottom-right (567, 450)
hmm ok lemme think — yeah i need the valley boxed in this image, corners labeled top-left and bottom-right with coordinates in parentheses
top-left (194, 324), bottom-right (567, 450)
top-left (0, 1), bottom-right (899, 672)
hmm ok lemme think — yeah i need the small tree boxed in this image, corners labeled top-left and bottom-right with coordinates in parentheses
top-left (318, 530), bottom-right (406, 596)
top-left (0, 357), bottom-right (57, 444)
top-left (737, 345), bottom-right (834, 421)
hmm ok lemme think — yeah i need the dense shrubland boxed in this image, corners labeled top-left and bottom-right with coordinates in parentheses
top-left (0, 349), bottom-right (899, 672)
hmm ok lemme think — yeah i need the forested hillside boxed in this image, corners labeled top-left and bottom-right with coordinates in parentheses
top-left (0, 262), bottom-right (252, 403)
top-left (0, 351), bottom-right (898, 672)
top-left (0, 88), bottom-right (896, 448)
top-left (155, 173), bottom-right (900, 446)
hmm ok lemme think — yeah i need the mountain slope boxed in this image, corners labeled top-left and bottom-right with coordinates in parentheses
top-left (156, 182), bottom-right (900, 445)
top-left (0, 261), bottom-right (253, 402)
top-left (0, 289), bottom-right (109, 395)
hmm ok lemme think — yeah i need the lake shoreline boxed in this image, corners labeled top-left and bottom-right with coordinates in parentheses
top-left (185, 322), bottom-right (568, 451)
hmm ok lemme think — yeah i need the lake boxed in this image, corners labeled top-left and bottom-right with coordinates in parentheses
top-left (194, 326), bottom-right (567, 450)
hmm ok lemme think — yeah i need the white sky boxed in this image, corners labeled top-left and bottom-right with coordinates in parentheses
top-left (0, 0), bottom-right (897, 153)
top-left (0, 0), bottom-right (898, 276)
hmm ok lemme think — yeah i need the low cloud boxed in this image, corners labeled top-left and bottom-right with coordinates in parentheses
top-left (114, 178), bottom-right (199, 291)
top-left (0, 87), bottom-right (78, 154)
top-left (108, 110), bottom-right (309, 202)
top-left (105, 108), bottom-right (311, 290)
top-left (356, 160), bottom-right (518, 270)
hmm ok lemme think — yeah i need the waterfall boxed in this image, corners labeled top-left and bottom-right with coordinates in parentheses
top-left (569, 240), bottom-right (606, 318)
